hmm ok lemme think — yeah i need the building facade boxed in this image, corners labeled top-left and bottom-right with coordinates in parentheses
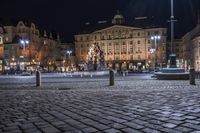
top-left (175, 19), bottom-right (200, 71)
top-left (75, 13), bottom-right (167, 71)
top-left (0, 20), bottom-right (61, 72)
top-left (59, 43), bottom-right (76, 71)
top-left (0, 25), bottom-right (4, 72)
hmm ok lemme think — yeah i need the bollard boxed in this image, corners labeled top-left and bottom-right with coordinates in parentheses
top-left (81, 74), bottom-right (83, 78)
top-left (70, 73), bottom-right (73, 77)
top-left (90, 74), bottom-right (93, 78)
top-left (36, 71), bottom-right (41, 87)
top-left (190, 68), bottom-right (195, 85)
top-left (109, 69), bottom-right (114, 86)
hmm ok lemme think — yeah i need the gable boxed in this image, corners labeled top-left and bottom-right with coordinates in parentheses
top-left (93, 25), bottom-right (142, 34)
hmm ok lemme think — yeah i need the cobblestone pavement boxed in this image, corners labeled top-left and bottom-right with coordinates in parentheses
top-left (0, 74), bottom-right (200, 133)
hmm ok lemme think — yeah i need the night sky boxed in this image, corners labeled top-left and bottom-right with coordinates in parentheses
top-left (1, 0), bottom-right (200, 42)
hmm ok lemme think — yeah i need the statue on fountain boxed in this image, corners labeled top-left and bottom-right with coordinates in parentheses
top-left (86, 42), bottom-right (106, 71)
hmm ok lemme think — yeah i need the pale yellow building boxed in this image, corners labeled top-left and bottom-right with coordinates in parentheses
top-left (75, 13), bottom-right (167, 71)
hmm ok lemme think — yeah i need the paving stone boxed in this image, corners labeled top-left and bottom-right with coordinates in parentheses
top-left (182, 123), bottom-right (200, 130)
top-left (123, 122), bottom-right (144, 130)
top-left (82, 127), bottom-right (98, 133)
top-left (108, 123), bottom-right (127, 129)
top-left (185, 120), bottom-right (200, 124)
top-left (184, 116), bottom-right (197, 120)
top-left (162, 123), bottom-right (177, 128)
top-left (174, 126), bottom-right (193, 132)
top-left (104, 128), bottom-right (121, 133)
top-left (121, 128), bottom-right (143, 133)
top-left (3, 126), bottom-right (19, 131)
top-left (64, 130), bottom-right (83, 133)
top-left (40, 126), bottom-right (60, 133)
top-left (23, 128), bottom-right (42, 133)
top-left (92, 123), bottom-right (110, 130)
top-left (144, 123), bottom-right (163, 130)
top-left (166, 119), bottom-right (184, 125)
top-left (20, 123), bottom-right (36, 130)
top-left (191, 131), bottom-right (200, 133)
top-left (142, 128), bottom-right (161, 133)
top-left (3, 130), bottom-right (22, 133)
top-left (159, 128), bottom-right (182, 133)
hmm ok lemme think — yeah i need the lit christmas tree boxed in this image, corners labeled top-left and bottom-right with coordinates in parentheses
top-left (86, 42), bottom-right (106, 71)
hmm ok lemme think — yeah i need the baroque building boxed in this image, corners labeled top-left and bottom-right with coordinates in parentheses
top-left (0, 25), bottom-right (4, 72)
top-left (0, 19), bottom-right (61, 72)
top-left (75, 12), bottom-right (167, 71)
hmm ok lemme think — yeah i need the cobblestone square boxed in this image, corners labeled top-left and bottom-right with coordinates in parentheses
top-left (0, 74), bottom-right (200, 133)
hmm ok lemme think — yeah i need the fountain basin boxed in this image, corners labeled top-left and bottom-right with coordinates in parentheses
top-left (155, 68), bottom-right (189, 80)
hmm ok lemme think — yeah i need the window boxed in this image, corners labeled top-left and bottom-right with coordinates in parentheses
top-left (130, 41), bottom-right (133, 45)
top-left (80, 37), bottom-right (83, 41)
top-left (115, 43), bottom-right (120, 54)
top-left (130, 55), bottom-right (133, 60)
top-left (86, 36), bottom-right (89, 41)
top-left (129, 33), bottom-right (133, 38)
top-left (137, 32), bottom-right (140, 36)
top-left (108, 35), bottom-right (111, 39)
top-left (129, 45), bottom-right (133, 53)
top-left (147, 32), bottom-right (150, 36)
top-left (137, 40), bottom-right (141, 44)
top-left (122, 43), bottom-right (126, 54)
top-left (138, 55), bottom-right (141, 60)
top-left (148, 40), bottom-right (151, 44)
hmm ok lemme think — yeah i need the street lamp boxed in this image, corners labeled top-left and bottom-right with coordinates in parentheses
top-left (20, 39), bottom-right (29, 70)
top-left (151, 35), bottom-right (161, 71)
top-left (66, 50), bottom-right (72, 71)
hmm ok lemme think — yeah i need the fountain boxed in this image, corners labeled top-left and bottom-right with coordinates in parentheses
top-left (154, 0), bottom-right (189, 80)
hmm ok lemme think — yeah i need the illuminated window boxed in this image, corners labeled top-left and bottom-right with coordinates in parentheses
top-left (122, 43), bottom-right (126, 54)
top-left (115, 43), bottom-right (120, 54)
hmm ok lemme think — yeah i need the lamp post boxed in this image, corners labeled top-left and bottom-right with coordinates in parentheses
top-left (151, 35), bottom-right (161, 71)
top-left (168, 0), bottom-right (177, 68)
top-left (66, 50), bottom-right (72, 71)
top-left (20, 39), bottom-right (29, 70)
